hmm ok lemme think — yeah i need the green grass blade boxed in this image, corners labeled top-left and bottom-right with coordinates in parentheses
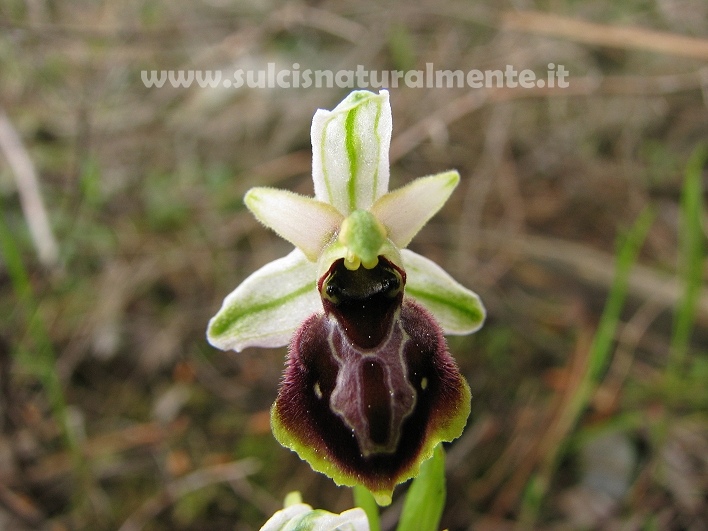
top-left (586, 207), bottom-right (655, 382)
top-left (0, 209), bottom-right (80, 462)
top-left (520, 207), bottom-right (655, 525)
top-left (396, 444), bottom-right (446, 531)
top-left (669, 145), bottom-right (707, 371)
top-left (353, 486), bottom-right (381, 531)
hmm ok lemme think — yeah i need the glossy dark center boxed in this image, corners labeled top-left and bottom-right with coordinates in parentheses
top-left (319, 258), bottom-right (404, 349)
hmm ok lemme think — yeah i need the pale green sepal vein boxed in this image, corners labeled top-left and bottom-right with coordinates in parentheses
top-left (345, 103), bottom-right (360, 213)
top-left (401, 249), bottom-right (485, 335)
top-left (311, 90), bottom-right (391, 215)
top-left (207, 249), bottom-right (320, 352)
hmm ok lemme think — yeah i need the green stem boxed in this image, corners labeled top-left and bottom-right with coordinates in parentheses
top-left (353, 485), bottom-right (381, 531)
top-left (397, 444), bottom-right (447, 531)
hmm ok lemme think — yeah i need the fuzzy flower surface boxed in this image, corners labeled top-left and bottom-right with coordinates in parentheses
top-left (260, 502), bottom-right (368, 531)
top-left (207, 90), bottom-right (485, 505)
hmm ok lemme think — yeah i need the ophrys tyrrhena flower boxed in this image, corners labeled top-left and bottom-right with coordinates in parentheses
top-left (207, 90), bottom-right (485, 505)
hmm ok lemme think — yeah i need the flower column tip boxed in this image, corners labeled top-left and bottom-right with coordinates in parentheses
top-left (338, 210), bottom-right (387, 270)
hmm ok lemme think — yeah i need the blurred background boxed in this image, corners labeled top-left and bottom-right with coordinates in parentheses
top-left (1, 1), bottom-right (707, 529)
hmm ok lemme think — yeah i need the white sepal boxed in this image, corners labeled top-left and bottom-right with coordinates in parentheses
top-left (207, 249), bottom-right (320, 352)
top-left (401, 249), bottom-right (485, 335)
top-left (259, 503), bottom-right (369, 531)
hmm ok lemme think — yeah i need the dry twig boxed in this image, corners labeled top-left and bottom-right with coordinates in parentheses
top-left (0, 108), bottom-right (59, 268)
top-left (502, 10), bottom-right (708, 61)
top-left (478, 230), bottom-right (708, 324)
top-left (118, 459), bottom-right (260, 531)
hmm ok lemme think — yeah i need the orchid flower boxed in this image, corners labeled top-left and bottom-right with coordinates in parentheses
top-left (260, 496), bottom-right (369, 531)
top-left (207, 89), bottom-right (485, 506)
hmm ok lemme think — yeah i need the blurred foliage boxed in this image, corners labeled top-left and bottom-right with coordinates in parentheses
top-left (0, 0), bottom-right (707, 530)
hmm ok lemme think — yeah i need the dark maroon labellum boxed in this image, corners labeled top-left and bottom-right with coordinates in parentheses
top-left (273, 257), bottom-right (470, 494)
top-left (319, 257), bottom-right (405, 349)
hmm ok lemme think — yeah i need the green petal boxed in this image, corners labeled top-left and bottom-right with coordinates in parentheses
top-left (370, 171), bottom-right (459, 249)
top-left (245, 187), bottom-right (343, 261)
top-left (311, 90), bottom-right (391, 214)
top-left (207, 249), bottom-right (320, 352)
top-left (401, 249), bottom-right (485, 334)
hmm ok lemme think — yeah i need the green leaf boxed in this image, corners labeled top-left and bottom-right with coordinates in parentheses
top-left (397, 444), bottom-right (446, 531)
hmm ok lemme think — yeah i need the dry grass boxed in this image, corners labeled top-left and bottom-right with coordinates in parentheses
top-left (0, 1), bottom-right (707, 529)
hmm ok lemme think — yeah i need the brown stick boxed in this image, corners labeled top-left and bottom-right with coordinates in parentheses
top-left (0, 108), bottom-right (59, 268)
top-left (502, 10), bottom-right (708, 60)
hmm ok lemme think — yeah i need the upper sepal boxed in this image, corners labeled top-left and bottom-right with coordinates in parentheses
top-left (207, 249), bottom-right (320, 352)
top-left (311, 90), bottom-right (391, 215)
top-left (401, 249), bottom-right (485, 335)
